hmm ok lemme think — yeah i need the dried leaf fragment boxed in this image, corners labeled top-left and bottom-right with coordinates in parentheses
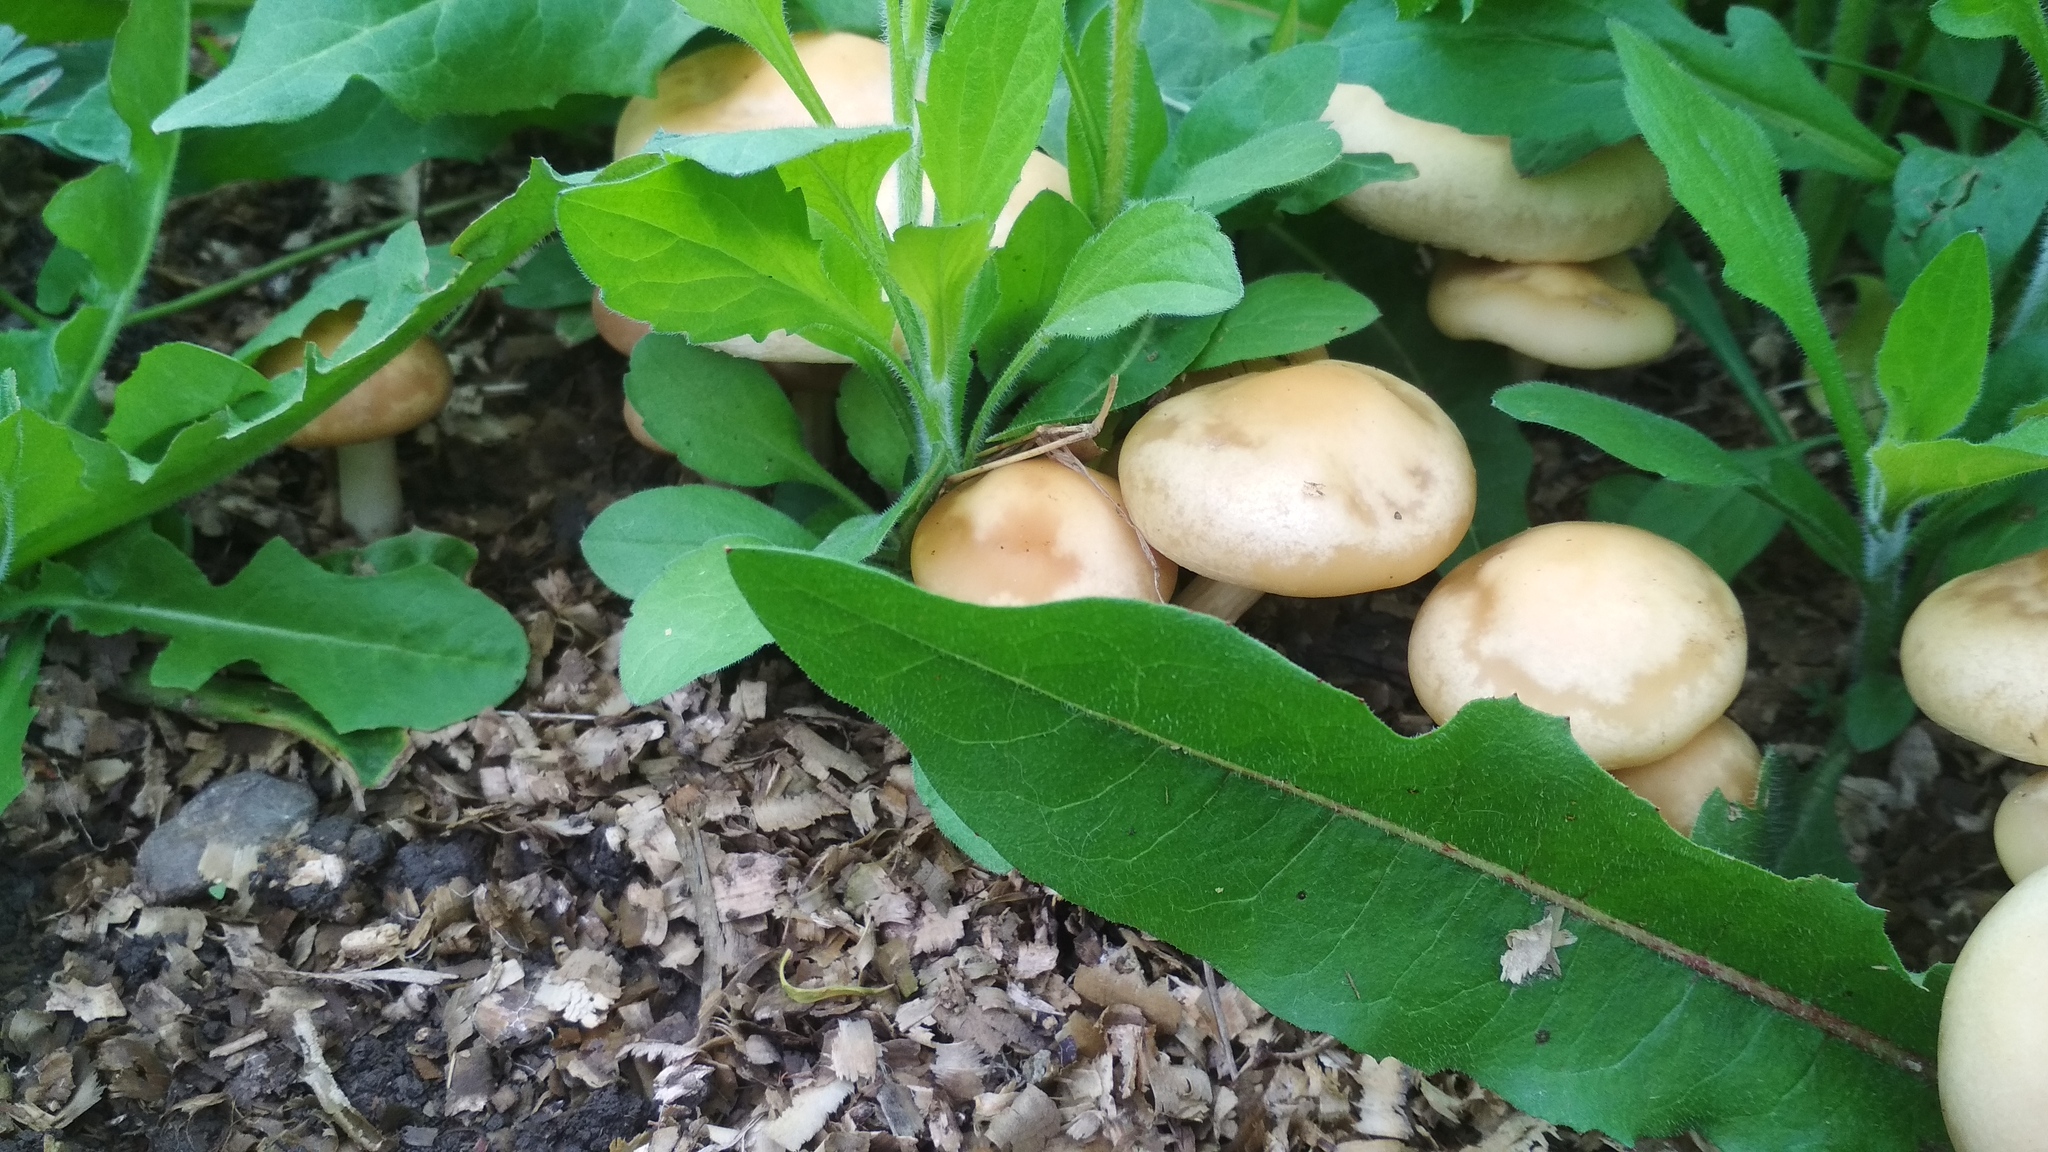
top-left (1499, 905), bottom-right (1577, 985)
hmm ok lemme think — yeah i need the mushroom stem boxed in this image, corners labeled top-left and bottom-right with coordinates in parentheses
top-left (1174, 577), bottom-right (1266, 624)
top-left (335, 438), bottom-right (406, 541)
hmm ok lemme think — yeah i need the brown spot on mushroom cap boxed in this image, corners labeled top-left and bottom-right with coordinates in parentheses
top-left (257, 305), bottom-right (452, 449)
top-left (910, 459), bottom-right (1177, 607)
top-left (1322, 83), bottom-right (1672, 264)
top-left (1427, 253), bottom-right (1677, 369)
top-left (1939, 866), bottom-right (2048, 1152)
top-left (1902, 549), bottom-right (2048, 766)
top-left (1116, 359), bottom-right (1475, 598)
top-left (1995, 771), bottom-right (2048, 884)
top-left (1609, 717), bottom-right (1760, 836)
top-left (614, 33), bottom-right (895, 159)
top-left (1408, 522), bottom-right (1747, 769)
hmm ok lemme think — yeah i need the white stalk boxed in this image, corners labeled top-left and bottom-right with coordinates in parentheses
top-left (335, 438), bottom-right (404, 541)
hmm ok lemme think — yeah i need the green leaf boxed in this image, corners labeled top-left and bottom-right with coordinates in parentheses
top-left (114, 673), bottom-right (411, 789)
top-left (1649, 234), bottom-right (1792, 445)
top-left (154, 0), bottom-right (703, 131)
top-left (1064, 5), bottom-right (1169, 224)
top-left (1586, 474), bottom-right (1784, 579)
top-left (0, 618), bottom-right (47, 813)
top-left (1963, 330), bottom-right (2048, 442)
top-left (981, 191), bottom-right (1095, 371)
top-left (1843, 674), bottom-right (1916, 754)
top-left (728, 548), bottom-right (1945, 1152)
top-left (671, 0), bottom-right (829, 126)
top-left (1883, 133), bottom-right (2048, 300)
top-left (619, 541), bottom-right (771, 703)
top-left (771, 127), bottom-right (911, 252)
top-left (1191, 273), bottom-right (1377, 369)
top-left (916, 760), bottom-right (1016, 874)
top-left (582, 484), bottom-right (818, 599)
top-left (317, 530), bottom-right (482, 580)
top-left (1932, 0), bottom-right (2048, 78)
top-left (1040, 200), bottom-right (1242, 339)
top-left (1927, 472), bottom-right (2048, 583)
top-left (1495, 382), bottom-right (1755, 488)
top-left (498, 237), bottom-right (594, 312)
top-left (5, 528), bottom-right (526, 733)
top-left (1150, 45), bottom-right (1344, 213)
top-left (623, 336), bottom-right (864, 508)
top-left (921, 0), bottom-right (1064, 225)
top-left (1871, 422), bottom-right (2048, 515)
top-left (1875, 231), bottom-right (1990, 444)
top-left (101, 343), bottom-right (275, 454)
top-left (558, 157), bottom-right (894, 362)
top-left (1, 36), bottom-right (126, 164)
top-left (836, 368), bottom-right (912, 490)
top-left (1002, 314), bottom-right (1222, 435)
top-left (887, 222), bottom-right (996, 408)
top-left (646, 124), bottom-right (902, 176)
top-left (1613, 24), bottom-right (1868, 486)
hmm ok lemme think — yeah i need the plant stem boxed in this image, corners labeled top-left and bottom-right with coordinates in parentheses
top-left (965, 330), bottom-right (1055, 456)
top-left (1795, 50), bottom-right (2044, 135)
top-left (1866, 21), bottom-right (1934, 141)
top-left (1097, 0), bottom-right (1146, 229)
top-left (888, 0), bottom-right (930, 233)
top-left (0, 287), bottom-right (54, 331)
top-left (1791, 0), bottom-right (1881, 286)
top-left (1791, 0), bottom-right (1827, 50)
top-left (123, 190), bottom-right (496, 329)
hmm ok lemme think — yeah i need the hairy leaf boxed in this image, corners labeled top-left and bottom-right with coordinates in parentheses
top-left (1150, 45), bottom-right (1344, 212)
top-left (155, 0), bottom-right (702, 131)
top-left (1872, 422), bottom-right (2048, 515)
top-left (1932, 0), bottom-right (2048, 77)
top-left (583, 485), bottom-right (818, 600)
top-left (1040, 200), bottom-right (1242, 339)
top-left (619, 542), bottom-right (770, 704)
top-left (673, 0), bottom-right (825, 126)
top-left (1192, 273), bottom-right (1377, 369)
top-left (1876, 232), bottom-right (1990, 445)
top-left (1003, 314), bottom-right (1221, 434)
top-left (0, 619), bottom-right (46, 812)
top-left (982, 191), bottom-right (1094, 372)
top-left (1884, 133), bottom-right (2048, 299)
top-left (836, 368), bottom-right (911, 490)
top-left (115, 674), bottom-right (410, 789)
top-left (921, 0), bottom-right (1064, 226)
top-left (5, 528), bottom-right (525, 733)
top-left (729, 548), bottom-right (1944, 1151)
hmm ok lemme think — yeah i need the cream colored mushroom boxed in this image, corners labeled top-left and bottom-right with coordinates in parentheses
top-left (1609, 716), bottom-right (1761, 836)
top-left (1938, 866), bottom-right (2048, 1152)
top-left (1116, 359), bottom-right (1475, 623)
top-left (910, 458), bottom-right (1176, 606)
top-left (1408, 522), bottom-right (1747, 769)
top-left (1428, 252), bottom-right (1677, 370)
top-left (1901, 549), bottom-right (2048, 766)
top-left (1321, 83), bottom-right (1672, 264)
top-left (1994, 771), bottom-right (2048, 884)
top-left (256, 304), bottom-right (452, 541)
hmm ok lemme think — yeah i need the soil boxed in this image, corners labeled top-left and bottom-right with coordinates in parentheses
top-left (0, 106), bottom-right (2019, 1152)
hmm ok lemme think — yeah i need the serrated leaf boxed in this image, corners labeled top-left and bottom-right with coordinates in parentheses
top-left (1192, 273), bottom-right (1377, 369)
top-left (317, 530), bottom-right (481, 580)
top-left (1150, 44), bottom-right (1343, 212)
top-left (618, 541), bottom-right (771, 703)
top-left (1876, 231), bottom-right (1990, 444)
top-left (727, 547), bottom-right (1944, 1151)
top-left (1040, 200), bottom-right (1242, 339)
top-left (154, 0), bottom-right (703, 131)
top-left (1883, 133), bottom-right (2048, 300)
top-left (4, 527), bottom-right (526, 733)
top-left (114, 673), bottom-right (410, 789)
top-left (921, 0), bottom-right (1064, 226)
top-left (0, 618), bottom-right (47, 812)
top-left (582, 484), bottom-right (818, 599)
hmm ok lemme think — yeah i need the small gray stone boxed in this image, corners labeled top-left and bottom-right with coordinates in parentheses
top-left (137, 773), bottom-right (318, 902)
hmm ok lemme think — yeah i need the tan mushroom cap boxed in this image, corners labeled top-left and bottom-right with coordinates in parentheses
top-left (1322, 83), bottom-right (1673, 264)
top-left (256, 305), bottom-right (452, 449)
top-left (615, 32), bottom-right (895, 159)
top-left (1939, 866), bottom-right (2048, 1152)
top-left (593, 295), bottom-right (654, 357)
top-left (1428, 253), bottom-right (1678, 369)
top-left (1901, 549), bottom-right (2048, 766)
top-left (911, 458), bottom-right (1177, 607)
top-left (1995, 771), bottom-right (2048, 884)
top-left (1409, 522), bottom-right (1747, 769)
top-left (1609, 716), bottom-right (1761, 836)
top-left (1117, 359), bottom-right (1474, 599)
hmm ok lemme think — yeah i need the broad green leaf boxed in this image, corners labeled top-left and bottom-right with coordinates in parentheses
top-left (1040, 200), bottom-right (1242, 338)
top-left (1144, 0), bottom-right (1253, 106)
top-left (1919, 28), bottom-right (2005, 151)
top-left (1002, 314), bottom-right (1222, 435)
top-left (0, 618), bottom-right (46, 812)
top-left (238, 229), bottom-right (464, 361)
top-left (1883, 133), bottom-right (2048, 300)
top-left (646, 124), bottom-right (901, 176)
top-left (836, 369), bottom-right (912, 490)
top-left (916, 760), bottom-right (1016, 874)
top-left (773, 128), bottom-right (911, 252)
top-left (921, 0), bottom-right (1064, 226)
top-left (728, 548), bottom-right (1944, 1151)
top-left (887, 222), bottom-right (996, 411)
top-left (1649, 235), bottom-right (1792, 445)
top-left (1191, 273), bottom-right (1377, 369)
top-left (1586, 473), bottom-right (1783, 579)
top-left (115, 673), bottom-right (411, 788)
top-left (623, 336), bottom-right (861, 507)
top-left (1613, 26), bottom-right (1867, 482)
top-left (1932, 0), bottom-right (2048, 77)
top-left (1150, 45), bottom-right (1344, 212)
top-left (1494, 382), bottom-right (1754, 488)
top-left (1264, 151), bottom-right (1412, 217)
top-left (1872, 421), bottom-right (2048, 515)
top-left (582, 484), bottom-right (818, 599)
top-left (5, 528), bottom-right (526, 733)
top-left (1169, 121), bottom-right (1343, 215)
top-left (671, 0), bottom-right (827, 126)
top-left (981, 191), bottom-right (1095, 371)
top-left (1876, 231), bottom-right (1991, 444)
top-left (558, 157), bottom-right (894, 362)
top-left (619, 541), bottom-right (771, 703)
top-left (1, 36), bottom-right (126, 163)
top-left (101, 344), bottom-right (275, 454)
top-left (498, 238), bottom-right (594, 312)
top-left (155, 0), bottom-right (703, 131)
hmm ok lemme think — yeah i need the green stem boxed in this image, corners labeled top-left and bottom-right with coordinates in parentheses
top-left (124, 190), bottom-right (496, 329)
top-left (888, 0), bottom-right (930, 232)
top-left (55, 129), bottom-right (182, 429)
top-left (1866, 21), bottom-right (1934, 141)
top-left (1794, 50), bottom-right (2043, 135)
top-left (1097, 0), bottom-right (1145, 229)
top-left (1817, 0), bottom-right (1877, 107)
top-left (964, 330), bottom-right (1055, 455)
top-left (0, 287), bottom-right (54, 331)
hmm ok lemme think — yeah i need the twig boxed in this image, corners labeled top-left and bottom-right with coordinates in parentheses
top-left (947, 375), bottom-right (1119, 485)
top-left (292, 1010), bottom-right (391, 1150)
top-left (1201, 960), bottom-right (1240, 1083)
top-left (0, 285), bottom-right (54, 330)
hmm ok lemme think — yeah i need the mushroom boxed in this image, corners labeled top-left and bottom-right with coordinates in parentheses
top-left (910, 458), bottom-right (1176, 606)
top-left (1608, 716), bottom-right (1761, 836)
top-left (1900, 548), bottom-right (2048, 766)
top-left (256, 304), bottom-right (452, 541)
top-left (1938, 865), bottom-right (2048, 1152)
top-left (1427, 252), bottom-right (1677, 370)
top-left (1408, 522), bottom-right (1747, 769)
top-left (1116, 359), bottom-right (1476, 623)
top-left (1994, 771), bottom-right (2048, 884)
top-left (1321, 83), bottom-right (1672, 264)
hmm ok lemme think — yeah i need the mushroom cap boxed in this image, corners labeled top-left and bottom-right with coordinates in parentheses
top-left (622, 396), bottom-right (671, 455)
top-left (1901, 549), bottom-right (2048, 766)
top-left (593, 294), bottom-right (655, 356)
top-left (615, 32), bottom-right (894, 159)
top-left (1408, 522), bottom-right (1747, 768)
top-left (1609, 716), bottom-right (1761, 836)
top-left (1939, 866), bottom-right (2048, 1152)
top-left (1427, 253), bottom-right (1678, 369)
top-left (1995, 771), bottom-right (2048, 884)
top-left (1322, 83), bottom-right (1673, 264)
top-left (257, 306), bottom-right (452, 449)
top-left (911, 458), bottom-right (1177, 607)
top-left (1117, 360), bottom-right (1475, 598)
